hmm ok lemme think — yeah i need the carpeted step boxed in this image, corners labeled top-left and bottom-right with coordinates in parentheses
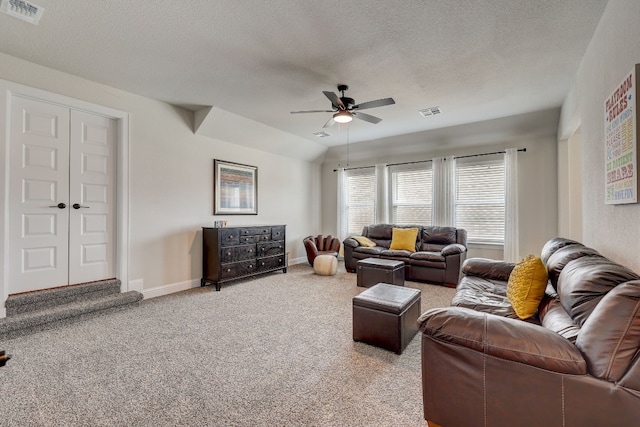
top-left (5, 280), bottom-right (122, 316)
top-left (0, 291), bottom-right (143, 340)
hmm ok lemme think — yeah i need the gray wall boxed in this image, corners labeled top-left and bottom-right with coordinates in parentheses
top-left (559, 0), bottom-right (640, 273)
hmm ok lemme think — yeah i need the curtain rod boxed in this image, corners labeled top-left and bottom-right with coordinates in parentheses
top-left (333, 148), bottom-right (526, 172)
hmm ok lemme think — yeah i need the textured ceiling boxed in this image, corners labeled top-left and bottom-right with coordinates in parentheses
top-left (0, 0), bottom-right (608, 150)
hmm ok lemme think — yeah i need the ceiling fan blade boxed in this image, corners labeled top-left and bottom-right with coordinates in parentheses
top-left (322, 117), bottom-right (336, 128)
top-left (290, 110), bottom-right (335, 114)
top-left (323, 91), bottom-right (345, 110)
top-left (353, 97), bottom-right (395, 110)
top-left (353, 111), bottom-right (382, 124)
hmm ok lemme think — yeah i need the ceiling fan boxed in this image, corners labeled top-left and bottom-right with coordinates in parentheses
top-left (291, 84), bottom-right (395, 128)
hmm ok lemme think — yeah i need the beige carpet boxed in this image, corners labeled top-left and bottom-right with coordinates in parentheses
top-left (0, 261), bottom-right (456, 426)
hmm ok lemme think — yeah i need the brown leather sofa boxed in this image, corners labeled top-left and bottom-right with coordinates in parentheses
top-left (418, 238), bottom-right (640, 426)
top-left (303, 234), bottom-right (340, 266)
top-left (343, 224), bottom-right (467, 287)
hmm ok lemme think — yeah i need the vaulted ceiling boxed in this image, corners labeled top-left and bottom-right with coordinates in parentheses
top-left (0, 0), bottom-right (609, 158)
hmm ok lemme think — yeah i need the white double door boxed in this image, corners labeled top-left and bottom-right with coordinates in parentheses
top-left (8, 96), bottom-right (116, 294)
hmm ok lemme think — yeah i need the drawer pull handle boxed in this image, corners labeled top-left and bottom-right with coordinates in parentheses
top-left (227, 269), bottom-right (231, 273)
top-left (227, 252), bottom-right (231, 256)
top-left (249, 264), bottom-right (253, 268)
top-left (261, 262), bottom-right (265, 266)
top-left (248, 249), bottom-right (252, 253)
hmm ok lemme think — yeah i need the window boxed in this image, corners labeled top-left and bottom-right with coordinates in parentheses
top-left (389, 165), bottom-right (432, 225)
top-left (345, 168), bottom-right (376, 235)
top-left (455, 158), bottom-right (505, 244)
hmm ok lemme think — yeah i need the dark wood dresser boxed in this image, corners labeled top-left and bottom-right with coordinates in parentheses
top-left (202, 225), bottom-right (286, 290)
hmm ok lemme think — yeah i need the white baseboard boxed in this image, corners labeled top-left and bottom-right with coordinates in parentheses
top-left (140, 257), bottom-right (310, 300)
top-left (142, 278), bottom-right (201, 300)
top-left (289, 256), bottom-right (308, 265)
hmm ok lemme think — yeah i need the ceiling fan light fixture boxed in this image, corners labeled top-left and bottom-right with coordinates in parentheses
top-left (333, 110), bottom-right (353, 124)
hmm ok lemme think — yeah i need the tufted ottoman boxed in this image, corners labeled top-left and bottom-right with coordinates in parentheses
top-left (352, 283), bottom-right (421, 354)
top-left (313, 254), bottom-right (338, 276)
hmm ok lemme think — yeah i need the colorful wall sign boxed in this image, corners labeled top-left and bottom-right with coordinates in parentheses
top-left (605, 64), bottom-right (638, 204)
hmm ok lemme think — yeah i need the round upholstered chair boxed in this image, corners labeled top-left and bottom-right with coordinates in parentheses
top-left (303, 234), bottom-right (341, 266)
top-left (313, 254), bottom-right (338, 276)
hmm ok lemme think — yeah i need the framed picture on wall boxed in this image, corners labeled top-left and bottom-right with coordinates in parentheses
top-left (213, 159), bottom-right (258, 215)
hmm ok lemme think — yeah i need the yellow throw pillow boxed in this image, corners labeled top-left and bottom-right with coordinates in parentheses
top-left (351, 235), bottom-right (376, 247)
top-left (507, 255), bottom-right (549, 319)
top-left (389, 227), bottom-right (419, 252)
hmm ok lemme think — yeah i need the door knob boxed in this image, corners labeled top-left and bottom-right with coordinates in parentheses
top-left (72, 203), bottom-right (89, 209)
top-left (49, 203), bottom-right (66, 209)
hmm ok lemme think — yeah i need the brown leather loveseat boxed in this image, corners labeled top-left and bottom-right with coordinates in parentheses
top-left (418, 238), bottom-right (640, 426)
top-left (343, 224), bottom-right (467, 287)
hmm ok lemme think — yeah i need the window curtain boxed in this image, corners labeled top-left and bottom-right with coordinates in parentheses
top-left (336, 167), bottom-right (348, 240)
top-left (432, 156), bottom-right (456, 226)
top-left (375, 163), bottom-right (389, 224)
top-left (504, 148), bottom-right (519, 262)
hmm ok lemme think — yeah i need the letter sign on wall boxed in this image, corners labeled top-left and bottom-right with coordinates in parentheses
top-left (605, 64), bottom-right (638, 205)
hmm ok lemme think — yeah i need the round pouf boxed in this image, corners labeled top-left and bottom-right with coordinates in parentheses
top-left (313, 255), bottom-right (338, 276)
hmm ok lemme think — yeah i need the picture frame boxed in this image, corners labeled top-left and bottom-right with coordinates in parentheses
top-left (213, 159), bottom-right (258, 215)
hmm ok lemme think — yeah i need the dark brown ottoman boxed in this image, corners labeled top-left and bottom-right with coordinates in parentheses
top-left (352, 283), bottom-right (421, 354)
top-left (356, 258), bottom-right (405, 288)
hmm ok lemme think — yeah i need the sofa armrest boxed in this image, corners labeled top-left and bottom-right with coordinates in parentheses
top-left (462, 257), bottom-right (515, 281)
top-left (419, 307), bottom-right (586, 374)
top-left (343, 237), bottom-right (360, 249)
top-left (441, 243), bottom-right (466, 256)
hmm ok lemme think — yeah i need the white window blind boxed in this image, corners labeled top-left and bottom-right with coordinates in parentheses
top-left (390, 165), bottom-right (432, 225)
top-left (345, 168), bottom-right (376, 235)
top-left (455, 159), bottom-right (505, 243)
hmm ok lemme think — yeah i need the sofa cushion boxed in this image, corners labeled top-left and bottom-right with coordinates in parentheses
top-left (538, 295), bottom-right (581, 342)
top-left (540, 237), bottom-right (583, 264)
top-left (452, 276), bottom-right (520, 319)
top-left (576, 280), bottom-right (640, 381)
top-left (507, 255), bottom-right (548, 319)
top-left (380, 249), bottom-right (413, 259)
top-left (421, 226), bottom-right (457, 245)
top-left (559, 257), bottom-right (640, 327)
top-left (410, 251), bottom-right (444, 262)
top-left (390, 227), bottom-right (419, 252)
top-left (353, 246), bottom-right (386, 256)
top-left (546, 244), bottom-right (603, 290)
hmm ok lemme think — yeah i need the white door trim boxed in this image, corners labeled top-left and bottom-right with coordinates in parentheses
top-left (0, 79), bottom-right (130, 318)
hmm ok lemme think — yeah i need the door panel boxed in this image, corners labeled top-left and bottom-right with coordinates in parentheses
top-left (9, 96), bottom-right (70, 293)
top-left (68, 110), bottom-right (116, 285)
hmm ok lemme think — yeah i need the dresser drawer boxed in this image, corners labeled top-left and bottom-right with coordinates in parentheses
top-left (219, 229), bottom-right (240, 246)
top-left (271, 226), bottom-right (285, 240)
top-left (239, 235), bottom-right (256, 244)
top-left (257, 255), bottom-right (285, 271)
top-left (257, 241), bottom-right (285, 256)
top-left (220, 244), bottom-right (257, 263)
top-left (240, 226), bottom-right (271, 236)
top-left (220, 260), bottom-right (257, 279)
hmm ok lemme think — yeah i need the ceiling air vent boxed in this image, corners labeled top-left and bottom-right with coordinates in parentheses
top-left (313, 131), bottom-right (331, 138)
top-left (0, 0), bottom-right (44, 25)
top-left (419, 106), bottom-right (442, 117)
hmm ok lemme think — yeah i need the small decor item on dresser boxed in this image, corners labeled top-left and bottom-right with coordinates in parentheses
top-left (213, 159), bottom-right (258, 215)
top-left (213, 220), bottom-right (228, 228)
